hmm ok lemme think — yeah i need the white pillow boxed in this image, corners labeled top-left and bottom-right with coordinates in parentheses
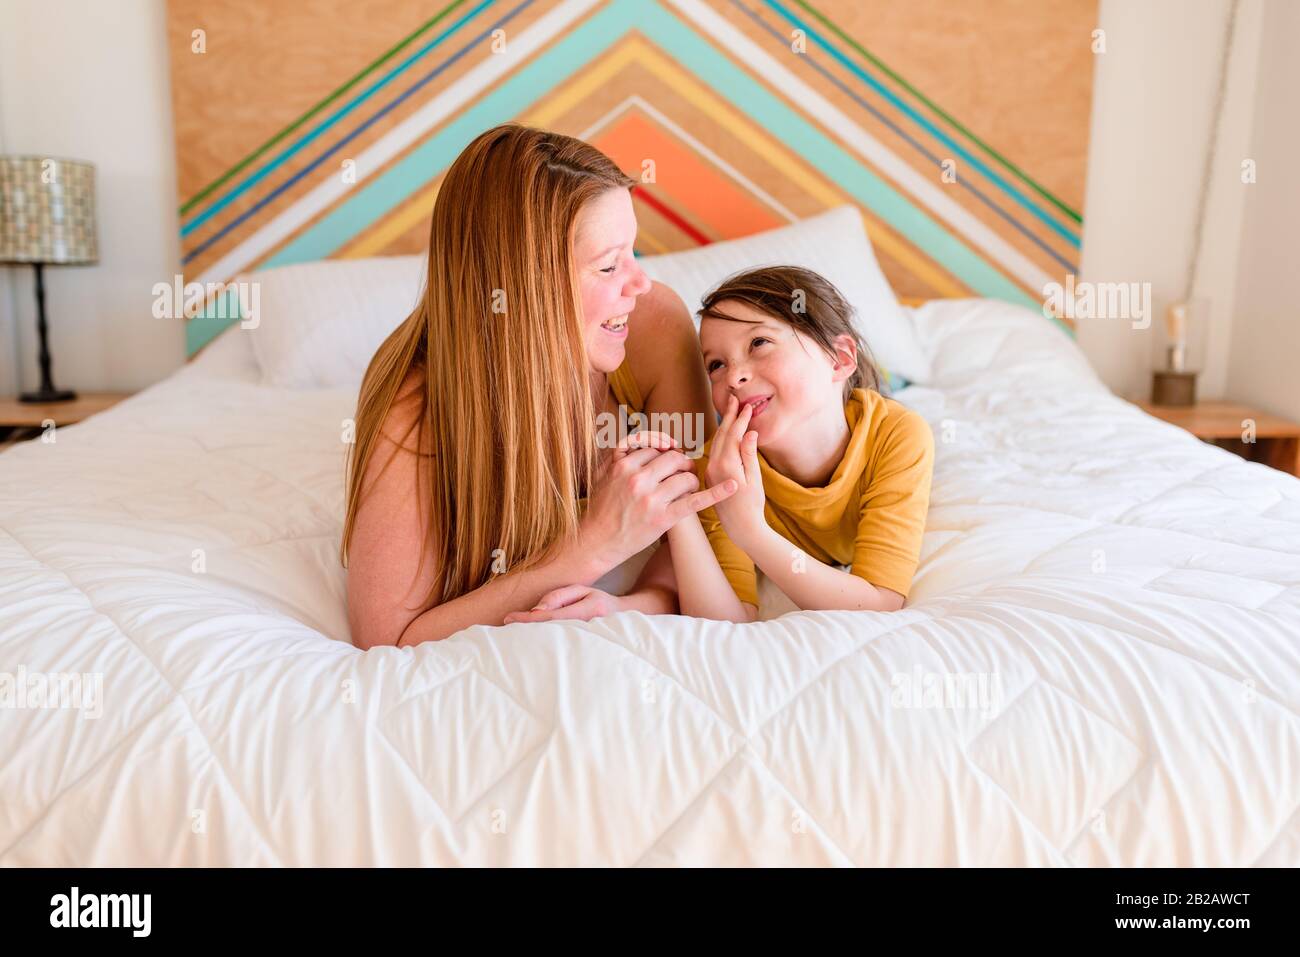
top-left (907, 297), bottom-right (1101, 391)
top-left (636, 205), bottom-right (931, 385)
top-left (243, 255), bottom-right (425, 389)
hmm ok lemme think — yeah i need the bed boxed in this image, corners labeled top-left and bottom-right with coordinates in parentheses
top-left (2, 284), bottom-right (1297, 867)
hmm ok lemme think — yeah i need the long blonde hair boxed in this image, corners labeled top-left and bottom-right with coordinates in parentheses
top-left (340, 123), bottom-right (635, 606)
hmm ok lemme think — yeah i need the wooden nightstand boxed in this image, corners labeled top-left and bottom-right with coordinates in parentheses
top-left (0, 392), bottom-right (131, 451)
top-left (1137, 400), bottom-right (1300, 477)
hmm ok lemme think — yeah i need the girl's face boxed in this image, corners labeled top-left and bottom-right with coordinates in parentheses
top-left (573, 188), bottom-right (653, 374)
top-left (699, 299), bottom-right (854, 449)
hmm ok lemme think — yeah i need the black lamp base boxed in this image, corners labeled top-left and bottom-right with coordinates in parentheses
top-left (20, 262), bottom-right (78, 405)
top-left (19, 387), bottom-right (78, 404)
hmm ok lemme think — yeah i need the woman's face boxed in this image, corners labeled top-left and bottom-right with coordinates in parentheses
top-left (573, 187), bottom-right (652, 374)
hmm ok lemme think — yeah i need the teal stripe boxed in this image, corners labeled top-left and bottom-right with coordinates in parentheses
top-left (188, 0), bottom-right (1055, 355)
top-left (188, 288), bottom-right (243, 355)
top-left (765, 0), bottom-right (1080, 248)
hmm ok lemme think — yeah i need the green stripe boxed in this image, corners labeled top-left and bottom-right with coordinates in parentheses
top-left (178, 0), bottom-right (473, 216)
top-left (792, 0), bottom-right (1084, 226)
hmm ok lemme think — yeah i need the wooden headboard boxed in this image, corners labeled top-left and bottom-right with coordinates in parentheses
top-left (166, 0), bottom-right (1094, 355)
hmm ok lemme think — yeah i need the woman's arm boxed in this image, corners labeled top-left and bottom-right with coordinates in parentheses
top-left (394, 537), bottom-right (620, 646)
top-left (515, 535), bottom-right (683, 623)
top-left (667, 512), bottom-right (758, 621)
top-left (346, 387), bottom-right (622, 649)
top-left (348, 375), bottom-right (733, 647)
top-left (620, 540), bottom-right (678, 615)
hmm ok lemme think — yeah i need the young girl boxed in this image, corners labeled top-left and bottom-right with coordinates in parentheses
top-left (667, 265), bottom-right (934, 621)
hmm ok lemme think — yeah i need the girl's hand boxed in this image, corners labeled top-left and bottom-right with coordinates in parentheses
top-left (706, 395), bottom-right (766, 546)
top-left (579, 430), bottom-right (737, 571)
top-left (503, 585), bottom-right (622, 624)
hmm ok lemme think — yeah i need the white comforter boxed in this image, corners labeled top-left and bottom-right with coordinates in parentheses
top-left (2, 299), bottom-right (1297, 866)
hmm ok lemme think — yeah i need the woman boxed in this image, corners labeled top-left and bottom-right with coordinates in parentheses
top-left (341, 123), bottom-right (736, 648)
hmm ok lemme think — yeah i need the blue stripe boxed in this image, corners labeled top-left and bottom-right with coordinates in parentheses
top-left (737, 0), bottom-right (1078, 274)
top-left (181, 0), bottom-right (496, 238)
top-left (181, 0), bottom-right (536, 266)
top-left (761, 0), bottom-right (1082, 250)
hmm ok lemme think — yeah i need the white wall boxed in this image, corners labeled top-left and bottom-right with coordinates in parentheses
top-left (1223, 0), bottom-right (1300, 420)
top-left (1078, 0), bottom-right (1266, 405)
top-left (0, 0), bottom-right (184, 398)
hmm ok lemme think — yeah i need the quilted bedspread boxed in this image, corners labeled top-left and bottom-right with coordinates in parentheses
top-left (1, 298), bottom-right (1297, 866)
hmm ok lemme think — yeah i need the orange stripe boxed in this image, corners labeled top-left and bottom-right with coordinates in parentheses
top-left (591, 111), bottom-right (784, 241)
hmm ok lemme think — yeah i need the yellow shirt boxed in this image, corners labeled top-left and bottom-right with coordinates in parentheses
top-left (694, 387), bottom-right (934, 606)
top-left (609, 359), bottom-right (644, 412)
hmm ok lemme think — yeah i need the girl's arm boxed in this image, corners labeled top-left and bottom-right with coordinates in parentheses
top-left (731, 524), bottom-right (904, 612)
top-left (667, 512), bottom-right (758, 621)
top-left (710, 399), bottom-right (913, 615)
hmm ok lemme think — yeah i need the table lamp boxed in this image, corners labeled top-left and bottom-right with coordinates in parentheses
top-left (1151, 298), bottom-right (1207, 406)
top-left (0, 156), bottom-right (98, 403)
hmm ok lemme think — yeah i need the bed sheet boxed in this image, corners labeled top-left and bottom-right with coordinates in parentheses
top-left (1, 300), bottom-right (1297, 866)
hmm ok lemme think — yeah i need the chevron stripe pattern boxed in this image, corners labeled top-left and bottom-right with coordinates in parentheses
top-left (166, 0), bottom-right (1096, 355)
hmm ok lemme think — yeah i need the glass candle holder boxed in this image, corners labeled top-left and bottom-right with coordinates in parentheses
top-left (1150, 297), bottom-right (1208, 406)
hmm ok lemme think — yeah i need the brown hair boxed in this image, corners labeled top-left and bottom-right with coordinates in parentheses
top-left (698, 265), bottom-right (882, 399)
top-left (339, 123), bottom-right (636, 606)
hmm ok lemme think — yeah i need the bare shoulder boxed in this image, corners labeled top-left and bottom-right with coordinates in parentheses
top-left (625, 280), bottom-right (705, 409)
top-left (627, 279), bottom-right (695, 344)
top-left (379, 364), bottom-right (433, 457)
top-left (391, 364), bottom-right (425, 416)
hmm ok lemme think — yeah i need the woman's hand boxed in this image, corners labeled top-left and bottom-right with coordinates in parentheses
top-left (503, 585), bottom-right (622, 624)
top-left (706, 395), bottom-right (766, 547)
top-left (578, 430), bottom-right (736, 571)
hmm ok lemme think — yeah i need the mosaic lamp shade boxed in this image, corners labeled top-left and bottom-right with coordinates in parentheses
top-left (0, 156), bottom-right (99, 403)
top-left (0, 156), bottom-right (98, 264)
